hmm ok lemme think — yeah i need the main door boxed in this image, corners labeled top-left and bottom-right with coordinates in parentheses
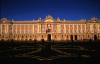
top-left (70, 35), bottom-right (73, 40)
top-left (75, 35), bottom-right (77, 40)
top-left (94, 35), bottom-right (97, 40)
top-left (48, 34), bottom-right (51, 41)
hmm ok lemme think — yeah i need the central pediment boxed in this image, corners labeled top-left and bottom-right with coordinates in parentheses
top-left (44, 15), bottom-right (53, 22)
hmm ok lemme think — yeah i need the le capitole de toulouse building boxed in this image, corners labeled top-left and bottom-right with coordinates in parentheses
top-left (0, 15), bottom-right (100, 41)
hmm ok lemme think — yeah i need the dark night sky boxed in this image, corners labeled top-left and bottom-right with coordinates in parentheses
top-left (0, 0), bottom-right (100, 20)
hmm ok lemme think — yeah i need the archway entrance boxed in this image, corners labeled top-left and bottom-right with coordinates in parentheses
top-left (75, 35), bottom-right (77, 40)
top-left (70, 35), bottom-right (73, 41)
top-left (94, 35), bottom-right (97, 40)
top-left (48, 34), bottom-right (51, 41)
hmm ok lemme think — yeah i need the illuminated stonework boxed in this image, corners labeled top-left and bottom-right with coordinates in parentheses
top-left (0, 16), bottom-right (100, 41)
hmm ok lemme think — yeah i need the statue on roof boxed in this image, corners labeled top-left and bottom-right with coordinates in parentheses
top-left (45, 15), bottom-right (53, 20)
top-left (45, 15), bottom-right (53, 22)
top-left (56, 17), bottom-right (60, 21)
top-left (91, 17), bottom-right (97, 21)
top-left (91, 17), bottom-right (98, 22)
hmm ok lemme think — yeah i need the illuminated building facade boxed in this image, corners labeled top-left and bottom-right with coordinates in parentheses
top-left (0, 15), bottom-right (100, 41)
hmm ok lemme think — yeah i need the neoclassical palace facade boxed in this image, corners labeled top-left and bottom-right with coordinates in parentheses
top-left (0, 15), bottom-right (100, 41)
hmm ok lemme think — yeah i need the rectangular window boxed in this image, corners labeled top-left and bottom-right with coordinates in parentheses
top-left (13, 25), bottom-right (16, 33)
top-left (53, 23), bottom-right (57, 33)
top-left (70, 24), bottom-right (73, 33)
top-left (34, 24), bottom-right (38, 33)
top-left (61, 24), bottom-right (64, 33)
top-left (17, 30), bottom-right (20, 33)
top-left (21, 30), bottom-right (24, 33)
top-left (25, 30), bottom-right (28, 33)
top-left (66, 24), bottom-right (68, 33)
top-left (24, 24), bottom-right (28, 33)
top-left (41, 24), bottom-right (45, 33)
top-left (57, 24), bottom-right (61, 33)
top-left (74, 25), bottom-right (77, 33)
top-left (78, 25), bottom-right (81, 33)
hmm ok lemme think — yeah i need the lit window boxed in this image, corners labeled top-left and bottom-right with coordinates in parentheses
top-left (41, 24), bottom-right (45, 32)
top-left (17, 30), bottom-right (20, 33)
top-left (21, 30), bottom-right (24, 33)
top-left (34, 24), bottom-right (38, 33)
top-left (29, 30), bottom-right (32, 33)
top-left (26, 30), bottom-right (28, 33)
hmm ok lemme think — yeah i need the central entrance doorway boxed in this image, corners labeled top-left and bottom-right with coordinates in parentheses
top-left (75, 35), bottom-right (77, 40)
top-left (48, 34), bottom-right (51, 41)
top-left (70, 35), bottom-right (73, 41)
top-left (94, 35), bottom-right (97, 40)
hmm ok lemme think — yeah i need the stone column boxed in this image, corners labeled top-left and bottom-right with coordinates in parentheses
top-left (68, 35), bottom-right (70, 40)
top-left (72, 35), bottom-right (74, 40)
top-left (73, 24), bottom-right (74, 34)
top-left (78, 35), bottom-right (80, 40)
top-left (81, 24), bottom-right (82, 34)
top-left (38, 24), bottom-right (39, 33)
top-left (19, 24), bottom-right (21, 35)
top-left (64, 24), bottom-right (66, 33)
top-left (69, 24), bottom-right (70, 34)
